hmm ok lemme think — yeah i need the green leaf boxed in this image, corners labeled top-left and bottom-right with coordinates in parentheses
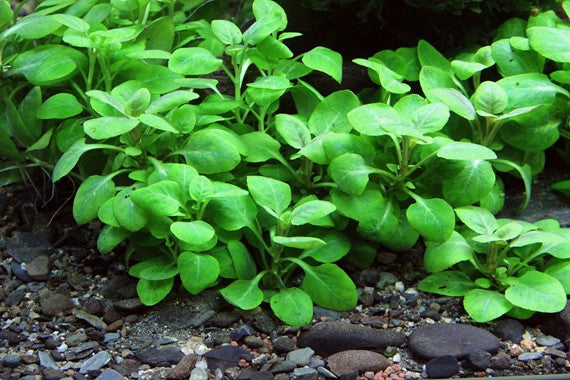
top-left (220, 274), bottom-right (265, 310)
top-left (6, 97), bottom-right (38, 145)
top-left (354, 58), bottom-right (411, 94)
top-left (499, 106), bottom-right (560, 153)
top-left (491, 39), bottom-right (544, 77)
top-left (492, 160), bottom-right (532, 211)
top-left (36, 93), bottom-right (83, 119)
top-left (4, 15), bottom-right (61, 39)
top-left (243, 0), bottom-right (287, 44)
top-left (97, 225), bottom-right (130, 254)
top-left (178, 129), bottom-right (241, 174)
top-left (442, 160), bottom-right (495, 207)
top-left (178, 252), bottom-right (220, 294)
top-left (471, 81), bottom-right (508, 115)
top-left (53, 139), bottom-right (98, 182)
top-left (0, 128), bottom-right (21, 161)
top-left (302, 230), bottom-right (351, 263)
top-left (209, 194), bottom-right (257, 231)
top-left (138, 264), bottom-right (178, 281)
top-left (131, 181), bottom-right (182, 216)
top-left (427, 88), bottom-right (476, 121)
top-left (52, 13), bottom-right (90, 31)
top-left (129, 257), bottom-right (173, 278)
top-left (0, 0), bottom-right (13, 27)
top-left (297, 262), bottom-right (357, 310)
top-left (275, 114), bottom-right (311, 149)
top-left (169, 47), bottom-right (222, 75)
top-left (240, 132), bottom-right (283, 163)
top-left (247, 176), bottom-right (291, 217)
top-left (322, 133), bottom-right (375, 162)
top-left (348, 103), bottom-right (401, 136)
top-left (406, 197), bottom-right (455, 242)
top-left (98, 198), bottom-right (119, 227)
top-left (410, 103), bottom-right (450, 133)
top-left (86, 90), bottom-right (125, 115)
top-left (211, 19), bottom-right (242, 45)
top-left (273, 236), bottom-right (326, 249)
top-left (302, 46), bottom-right (343, 83)
top-left (328, 153), bottom-right (374, 196)
top-left (84, 117), bottom-right (139, 139)
top-left (246, 76), bottom-right (291, 105)
top-left (455, 206), bottom-right (498, 235)
top-left (528, 26), bottom-right (570, 63)
top-left (437, 142), bottom-right (497, 160)
top-left (463, 289), bottom-right (513, 322)
top-left (308, 90), bottom-right (359, 135)
top-left (113, 186), bottom-right (148, 232)
top-left (497, 73), bottom-right (569, 112)
top-left (73, 175), bottom-right (115, 225)
top-left (505, 271), bottom-right (567, 313)
top-left (424, 231), bottom-right (473, 273)
top-left (138, 114), bottom-right (179, 133)
top-left (137, 278), bottom-right (174, 306)
top-left (494, 222), bottom-right (524, 241)
top-left (227, 240), bottom-right (257, 280)
top-left (418, 271), bottom-right (476, 296)
top-left (171, 221), bottom-right (215, 246)
top-left (291, 200), bottom-right (336, 226)
top-left (147, 91), bottom-right (198, 114)
top-left (270, 288), bottom-right (313, 326)
top-left (545, 262), bottom-right (570, 294)
top-left (552, 180), bottom-right (570, 197)
top-left (189, 175), bottom-right (214, 201)
top-left (417, 40), bottom-right (450, 71)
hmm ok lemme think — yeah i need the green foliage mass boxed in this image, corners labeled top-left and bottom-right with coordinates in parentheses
top-left (0, 0), bottom-right (569, 325)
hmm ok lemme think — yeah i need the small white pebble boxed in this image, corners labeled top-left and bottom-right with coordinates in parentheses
top-left (57, 343), bottom-right (68, 352)
top-left (194, 344), bottom-right (210, 356)
top-left (195, 359), bottom-right (208, 370)
top-left (394, 281), bottom-right (405, 292)
top-left (393, 353), bottom-right (401, 363)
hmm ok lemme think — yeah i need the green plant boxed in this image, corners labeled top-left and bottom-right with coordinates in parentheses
top-left (418, 206), bottom-right (570, 322)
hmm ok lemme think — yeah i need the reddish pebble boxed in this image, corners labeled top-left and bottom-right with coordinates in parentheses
top-left (364, 371), bottom-right (375, 380)
top-left (231, 341), bottom-right (239, 347)
top-left (474, 372), bottom-right (487, 377)
top-left (320, 316), bottom-right (328, 322)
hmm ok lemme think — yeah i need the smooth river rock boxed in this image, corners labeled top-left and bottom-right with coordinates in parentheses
top-left (326, 350), bottom-right (390, 376)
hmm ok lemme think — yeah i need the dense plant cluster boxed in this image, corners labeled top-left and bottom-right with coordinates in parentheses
top-left (0, 0), bottom-right (569, 326)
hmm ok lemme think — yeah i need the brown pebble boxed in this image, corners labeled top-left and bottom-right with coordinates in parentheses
top-left (107, 319), bottom-right (123, 332)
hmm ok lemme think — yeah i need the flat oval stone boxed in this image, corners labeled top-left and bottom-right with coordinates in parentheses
top-left (409, 323), bottom-right (500, 359)
top-left (326, 350), bottom-right (389, 376)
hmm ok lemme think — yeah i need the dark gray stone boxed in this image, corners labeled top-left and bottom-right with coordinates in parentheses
top-left (409, 323), bottom-right (500, 359)
top-left (237, 370), bottom-right (275, 380)
top-left (251, 312), bottom-right (277, 334)
top-left (494, 319), bottom-right (524, 343)
top-left (518, 352), bottom-right (544, 361)
top-left (244, 335), bottom-right (263, 349)
top-left (10, 261), bottom-right (33, 283)
top-left (230, 325), bottom-right (256, 341)
top-left (207, 311), bottom-right (241, 328)
top-left (6, 232), bottom-right (51, 263)
top-left (2, 354), bottom-right (22, 368)
top-left (42, 367), bottom-right (65, 380)
top-left (65, 333), bottom-right (88, 347)
top-left (204, 345), bottom-right (253, 372)
top-left (490, 351), bottom-right (512, 370)
top-left (38, 351), bottom-right (59, 369)
top-left (327, 350), bottom-right (389, 376)
top-left (425, 355), bottom-right (459, 378)
top-left (0, 330), bottom-right (21, 345)
top-left (5, 289), bottom-right (26, 307)
top-left (540, 300), bottom-right (570, 341)
top-left (72, 341), bottom-right (99, 356)
top-left (297, 322), bottom-right (406, 356)
top-left (96, 369), bottom-right (126, 380)
top-left (272, 336), bottom-right (296, 353)
top-left (313, 307), bottom-right (342, 320)
top-left (135, 345), bottom-right (183, 367)
top-left (74, 310), bottom-right (108, 331)
top-left (80, 351), bottom-right (112, 373)
top-left (269, 360), bottom-right (297, 374)
top-left (286, 348), bottom-right (314, 366)
top-left (291, 367), bottom-right (318, 380)
top-left (466, 350), bottom-right (491, 370)
top-left (189, 310), bottom-right (215, 327)
top-left (536, 335), bottom-right (561, 347)
top-left (26, 255), bottom-right (50, 281)
top-left (39, 289), bottom-right (73, 317)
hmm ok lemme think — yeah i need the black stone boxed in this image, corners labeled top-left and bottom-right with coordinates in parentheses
top-left (207, 311), bottom-right (241, 328)
top-left (134, 345), bottom-right (183, 367)
top-left (539, 300), bottom-right (570, 341)
top-left (272, 336), bottom-right (296, 353)
top-left (409, 323), bottom-right (500, 359)
top-left (297, 322), bottom-right (406, 356)
top-left (0, 330), bottom-right (21, 345)
top-left (494, 319), bottom-right (524, 343)
top-left (204, 345), bottom-right (253, 372)
top-left (426, 355), bottom-right (459, 378)
top-left (251, 312), bottom-right (277, 334)
top-left (6, 232), bottom-right (51, 263)
top-left (42, 367), bottom-right (65, 380)
top-left (5, 289), bottom-right (26, 307)
top-left (237, 369), bottom-right (275, 380)
top-left (269, 360), bottom-right (297, 374)
top-left (10, 261), bottom-right (33, 283)
top-left (230, 325), bottom-right (256, 341)
top-left (1, 354), bottom-right (21, 368)
top-left (420, 307), bottom-right (441, 321)
top-left (466, 350), bottom-right (492, 370)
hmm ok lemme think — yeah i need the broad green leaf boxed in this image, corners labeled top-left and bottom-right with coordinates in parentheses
top-left (499, 106), bottom-right (560, 152)
top-left (121, 63), bottom-right (183, 94)
top-left (273, 236), bottom-right (326, 249)
top-left (6, 98), bottom-right (38, 145)
top-left (0, 0), bottom-right (13, 27)
top-left (138, 114), bottom-right (179, 133)
top-left (138, 264), bottom-right (178, 281)
top-left (410, 103), bottom-right (450, 133)
top-left (332, 188), bottom-right (388, 223)
top-left (113, 186), bottom-right (148, 232)
top-left (147, 216), bottom-right (173, 239)
top-left (494, 222), bottom-right (524, 241)
top-left (247, 176), bottom-right (291, 217)
top-left (178, 129), bottom-right (241, 174)
top-left (270, 288), bottom-right (313, 326)
top-left (480, 178), bottom-right (505, 215)
top-left (246, 76), bottom-right (291, 105)
top-left (497, 73), bottom-right (570, 112)
top-left (211, 19), bottom-right (242, 44)
top-left (545, 262), bottom-right (570, 294)
top-left (208, 182), bottom-right (249, 199)
top-left (348, 103), bottom-right (401, 136)
top-left (131, 181), bottom-right (182, 216)
top-left (354, 58), bottom-right (411, 94)
top-left (451, 59), bottom-right (488, 80)
top-left (491, 39), bottom-right (544, 77)
top-left (220, 274), bottom-right (264, 310)
top-left (322, 133), bottom-right (376, 162)
top-left (209, 194), bottom-right (257, 231)
top-left (418, 271), bottom-right (476, 296)
top-left (178, 252), bottom-right (220, 294)
top-left (26, 128), bottom-right (53, 152)
top-left (492, 160), bottom-right (532, 211)
top-left (395, 46), bottom-right (421, 81)
top-left (18, 86), bottom-right (42, 140)
top-left (37, 93), bottom-right (83, 119)
top-left (328, 153), bottom-right (373, 196)
top-left (98, 198), bottom-right (119, 227)
top-left (189, 175), bottom-right (214, 201)
top-left (4, 15), bottom-right (60, 39)
top-left (505, 271), bottom-right (567, 312)
top-left (137, 278), bottom-right (173, 306)
top-left (84, 117), bottom-right (139, 139)
top-left (275, 114), bottom-right (311, 149)
top-left (129, 257), bottom-right (173, 278)
top-left (52, 13), bottom-right (90, 31)
top-left (166, 164), bottom-right (198, 200)
top-left (302, 230), bottom-right (351, 263)
top-left (471, 81), bottom-right (508, 115)
top-left (243, 0), bottom-right (287, 44)
top-left (424, 231), bottom-right (473, 273)
top-left (53, 139), bottom-right (98, 182)
top-left (417, 40), bottom-right (450, 71)
top-left (406, 197), bottom-right (455, 242)
top-left (296, 134), bottom-right (327, 164)
top-left (552, 180), bottom-right (570, 196)
top-left (97, 225), bottom-right (130, 254)
top-left (528, 27), bottom-right (570, 63)
top-left (227, 240), bottom-right (256, 280)
top-left (464, 289), bottom-right (512, 322)
top-left (258, 36), bottom-right (293, 59)
top-left (437, 142), bottom-right (497, 160)
top-left (297, 262), bottom-right (357, 310)
top-left (73, 175), bottom-right (115, 224)
top-left (171, 221), bottom-right (215, 245)
top-left (302, 46), bottom-right (342, 83)
top-left (308, 90), bottom-right (359, 135)
top-left (0, 128), bottom-right (21, 161)
top-left (427, 88), bottom-right (476, 121)
top-left (455, 206), bottom-right (498, 235)
top-left (147, 91), bottom-right (198, 114)
top-left (240, 132), bottom-right (283, 163)
top-left (86, 90), bottom-right (125, 115)
top-left (126, 50), bottom-right (172, 60)
top-left (291, 200), bottom-right (336, 226)
top-left (169, 47), bottom-right (222, 75)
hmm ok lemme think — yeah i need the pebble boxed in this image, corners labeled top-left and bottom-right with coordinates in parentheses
top-left (518, 352), bottom-right (544, 361)
top-left (286, 348), bottom-right (314, 366)
top-left (251, 312), bottom-right (277, 334)
top-left (270, 360), bottom-right (297, 374)
top-left (326, 350), bottom-right (389, 376)
top-left (291, 367), bottom-right (318, 380)
top-left (466, 350), bottom-right (492, 370)
top-left (313, 307), bottom-right (342, 320)
top-left (545, 347), bottom-right (567, 358)
top-left (26, 254), bottom-right (50, 281)
top-left (38, 351), bottom-right (59, 369)
top-left (190, 367), bottom-right (208, 380)
top-left (168, 354), bottom-right (197, 380)
top-left (65, 332), bottom-right (88, 347)
top-left (2, 354), bottom-right (22, 368)
top-left (297, 322), bottom-right (406, 356)
top-left (95, 369), bottom-right (126, 380)
top-left (394, 281), bottom-right (405, 293)
top-left (204, 345), bottom-right (253, 372)
top-left (375, 272), bottom-right (398, 289)
top-left (244, 335), bottom-right (263, 349)
top-left (252, 354), bottom-right (269, 365)
top-left (309, 358), bottom-right (325, 368)
top-left (5, 289), bottom-right (26, 306)
top-left (42, 367), bottom-right (65, 380)
top-left (6, 232), bottom-right (51, 263)
top-left (425, 355), bottom-right (459, 378)
top-left (409, 323), bottom-right (500, 359)
top-left (317, 367), bottom-right (337, 378)
top-left (230, 325), bottom-right (256, 341)
top-left (73, 310), bottom-right (108, 331)
top-left (135, 345), bottom-right (183, 367)
top-left (38, 289), bottom-right (73, 317)
top-left (80, 351), bottom-right (112, 373)
top-left (11, 261), bottom-right (34, 282)
top-left (104, 333), bottom-right (120, 343)
top-left (272, 336), bottom-right (296, 353)
top-left (490, 351), bottom-right (512, 370)
top-left (536, 335), bottom-right (561, 346)
top-left (493, 319), bottom-right (524, 344)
